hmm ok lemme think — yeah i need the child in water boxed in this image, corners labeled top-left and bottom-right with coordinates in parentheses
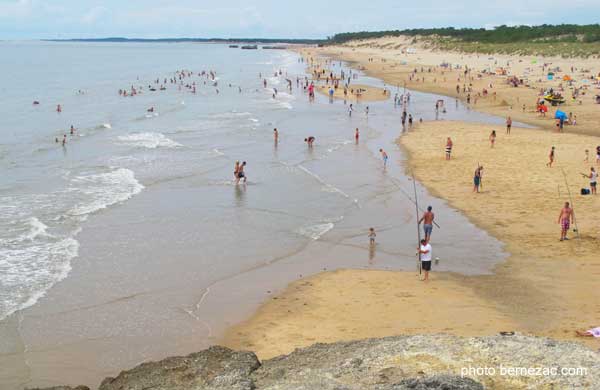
top-left (368, 228), bottom-right (376, 245)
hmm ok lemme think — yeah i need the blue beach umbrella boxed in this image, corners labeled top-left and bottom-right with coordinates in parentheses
top-left (554, 110), bottom-right (568, 120)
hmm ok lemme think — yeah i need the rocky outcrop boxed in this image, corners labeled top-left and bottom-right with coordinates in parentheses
top-left (31, 334), bottom-right (599, 390)
top-left (98, 346), bottom-right (259, 390)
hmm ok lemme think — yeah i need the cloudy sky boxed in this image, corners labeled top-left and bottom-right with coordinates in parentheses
top-left (1, 0), bottom-right (598, 39)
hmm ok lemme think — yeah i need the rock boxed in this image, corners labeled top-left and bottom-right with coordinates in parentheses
top-left (27, 387), bottom-right (90, 390)
top-left (387, 375), bottom-right (484, 389)
top-left (35, 334), bottom-right (600, 390)
top-left (98, 346), bottom-right (259, 390)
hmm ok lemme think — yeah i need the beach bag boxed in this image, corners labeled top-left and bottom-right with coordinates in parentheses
top-left (581, 188), bottom-right (590, 195)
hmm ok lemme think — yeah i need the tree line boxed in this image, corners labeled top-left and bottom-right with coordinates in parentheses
top-left (328, 24), bottom-right (600, 44)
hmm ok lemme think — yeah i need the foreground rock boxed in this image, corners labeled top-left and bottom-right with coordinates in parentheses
top-left (32, 334), bottom-right (599, 390)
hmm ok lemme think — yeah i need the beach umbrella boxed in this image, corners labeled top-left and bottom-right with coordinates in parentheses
top-left (554, 110), bottom-right (568, 120)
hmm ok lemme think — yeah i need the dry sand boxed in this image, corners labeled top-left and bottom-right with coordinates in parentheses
top-left (223, 121), bottom-right (600, 358)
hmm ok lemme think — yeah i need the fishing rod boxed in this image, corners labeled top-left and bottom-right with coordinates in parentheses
top-left (412, 171), bottom-right (422, 275)
top-left (388, 176), bottom-right (441, 229)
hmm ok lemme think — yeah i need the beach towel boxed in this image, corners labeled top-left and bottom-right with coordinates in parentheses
top-left (587, 327), bottom-right (600, 337)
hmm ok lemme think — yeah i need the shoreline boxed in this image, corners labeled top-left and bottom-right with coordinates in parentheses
top-left (222, 47), bottom-right (600, 357)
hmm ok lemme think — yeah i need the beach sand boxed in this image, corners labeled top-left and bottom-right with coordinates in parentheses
top-left (223, 269), bottom-right (517, 360)
top-left (300, 40), bottom-right (600, 136)
top-left (315, 83), bottom-right (390, 102)
top-left (223, 120), bottom-right (600, 357)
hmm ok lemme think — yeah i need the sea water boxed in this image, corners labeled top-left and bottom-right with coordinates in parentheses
top-left (0, 41), bottom-right (511, 389)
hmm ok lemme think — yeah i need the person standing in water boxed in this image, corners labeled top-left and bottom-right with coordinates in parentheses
top-left (557, 201), bottom-right (574, 241)
top-left (273, 128), bottom-right (278, 144)
top-left (355, 128), bottom-right (359, 144)
top-left (304, 136), bottom-right (315, 147)
top-left (368, 228), bottom-right (376, 245)
top-left (235, 161), bottom-right (247, 184)
top-left (348, 104), bottom-right (353, 117)
top-left (234, 161), bottom-right (240, 181)
top-left (379, 149), bottom-right (388, 167)
top-left (418, 206), bottom-right (435, 243)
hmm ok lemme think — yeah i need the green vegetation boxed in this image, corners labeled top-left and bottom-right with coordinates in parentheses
top-left (328, 24), bottom-right (600, 57)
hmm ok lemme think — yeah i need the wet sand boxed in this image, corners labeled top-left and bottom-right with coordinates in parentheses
top-left (224, 120), bottom-right (600, 357)
top-left (315, 83), bottom-right (390, 102)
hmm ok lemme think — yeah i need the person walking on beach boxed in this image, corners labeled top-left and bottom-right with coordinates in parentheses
top-left (558, 201), bottom-right (574, 241)
top-left (547, 146), bottom-right (555, 167)
top-left (489, 130), bottom-right (496, 148)
top-left (506, 116), bottom-right (512, 134)
top-left (418, 206), bottom-right (435, 243)
top-left (379, 148), bottom-right (388, 167)
top-left (583, 167), bottom-right (597, 195)
top-left (445, 137), bottom-right (453, 160)
top-left (473, 165), bottom-right (483, 193)
top-left (417, 238), bottom-right (432, 282)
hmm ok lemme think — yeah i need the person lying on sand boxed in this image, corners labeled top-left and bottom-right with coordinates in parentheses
top-left (576, 327), bottom-right (600, 338)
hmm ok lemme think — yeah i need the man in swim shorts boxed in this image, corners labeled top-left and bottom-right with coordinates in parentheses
top-left (418, 206), bottom-right (435, 243)
top-left (557, 201), bottom-right (574, 241)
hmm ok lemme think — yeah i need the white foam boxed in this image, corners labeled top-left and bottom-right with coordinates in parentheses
top-left (0, 236), bottom-right (79, 320)
top-left (296, 222), bottom-right (334, 240)
top-left (68, 168), bottom-right (144, 217)
top-left (21, 217), bottom-right (50, 242)
top-left (102, 123), bottom-right (112, 129)
top-left (297, 165), bottom-right (350, 199)
top-left (117, 132), bottom-right (182, 149)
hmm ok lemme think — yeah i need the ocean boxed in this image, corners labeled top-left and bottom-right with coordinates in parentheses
top-left (0, 41), bottom-right (509, 389)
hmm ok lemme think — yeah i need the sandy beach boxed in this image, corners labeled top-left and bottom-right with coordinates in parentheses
top-left (300, 39), bottom-right (600, 136)
top-left (221, 44), bottom-right (600, 358)
top-left (224, 116), bottom-right (600, 357)
top-left (315, 83), bottom-right (390, 102)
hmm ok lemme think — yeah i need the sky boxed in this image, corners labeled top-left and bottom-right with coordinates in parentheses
top-left (1, 0), bottom-right (599, 39)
